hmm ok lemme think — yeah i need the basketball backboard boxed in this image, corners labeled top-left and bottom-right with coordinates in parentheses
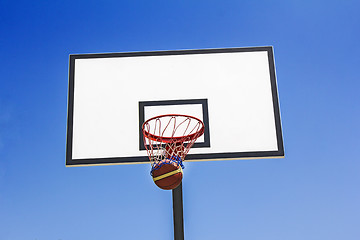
top-left (66, 46), bottom-right (284, 166)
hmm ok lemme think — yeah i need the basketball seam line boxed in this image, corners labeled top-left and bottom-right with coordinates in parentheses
top-left (152, 168), bottom-right (183, 182)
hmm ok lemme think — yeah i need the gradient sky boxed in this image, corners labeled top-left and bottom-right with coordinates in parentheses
top-left (1, 0), bottom-right (359, 239)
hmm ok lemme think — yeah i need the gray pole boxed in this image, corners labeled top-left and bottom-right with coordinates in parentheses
top-left (172, 182), bottom-right (184, 240)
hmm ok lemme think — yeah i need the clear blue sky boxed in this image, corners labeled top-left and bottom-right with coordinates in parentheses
top-left (1, 0), bottom-right (359, 239)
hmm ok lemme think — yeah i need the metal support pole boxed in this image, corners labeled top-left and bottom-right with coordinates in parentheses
top-left (172, 182), bottom-right (184, 240)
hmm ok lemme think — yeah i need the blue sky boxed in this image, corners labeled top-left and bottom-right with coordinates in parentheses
top-left (1, 0), bottom-right (359, 239)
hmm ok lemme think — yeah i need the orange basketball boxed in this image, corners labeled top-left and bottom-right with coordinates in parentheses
top-left (151, 159), bottom-right (183, 190)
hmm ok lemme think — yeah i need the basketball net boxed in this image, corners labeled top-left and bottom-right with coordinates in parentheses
top-left (142, 114), bottom-right (205, 174)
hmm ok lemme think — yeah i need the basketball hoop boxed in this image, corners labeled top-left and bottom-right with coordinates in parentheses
top-left (142, 114), bottom-right (204, 189)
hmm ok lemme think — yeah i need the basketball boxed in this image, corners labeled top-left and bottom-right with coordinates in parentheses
top-left (151, 159), bottom-right (183, 190)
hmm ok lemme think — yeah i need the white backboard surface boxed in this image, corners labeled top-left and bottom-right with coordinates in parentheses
top-left (66, 47), bottom-right (284, 166)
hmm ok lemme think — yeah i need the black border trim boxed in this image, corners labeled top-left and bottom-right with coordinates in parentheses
top-left (66, 55), bottom-right (76, 166)
top-left (267, 48), bottom-right (285, 157)
top-left (66, 46), bottom-right (284, 166)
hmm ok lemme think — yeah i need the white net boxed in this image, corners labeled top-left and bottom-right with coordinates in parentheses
top-left (142, 115), bottom-right (204, 168)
